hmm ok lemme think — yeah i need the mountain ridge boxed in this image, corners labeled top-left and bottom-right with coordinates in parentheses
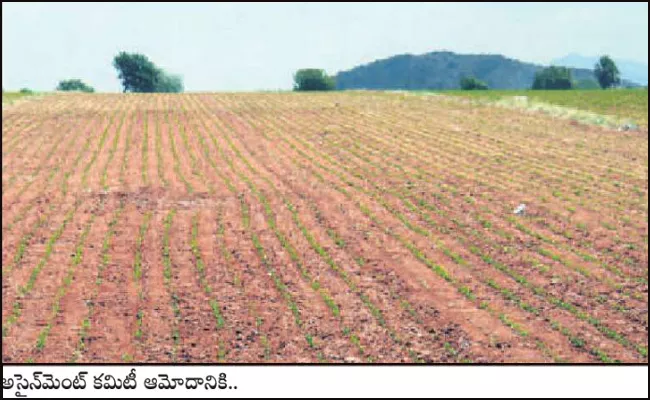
top-left (335, 51), bottom-right (642, 90)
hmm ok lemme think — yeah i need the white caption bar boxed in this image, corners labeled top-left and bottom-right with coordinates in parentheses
top-left (3, 365), bottom-right (648, 398)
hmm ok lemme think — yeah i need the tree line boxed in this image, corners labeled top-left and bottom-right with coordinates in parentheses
top-left (51, 52), bottom-right (337, 93)
top-left (460, 55), bottom-right (622, 91)
top-left (40, 52), bottom-right (625, 94)
top-left (53, 52), bottom-right (184, 94)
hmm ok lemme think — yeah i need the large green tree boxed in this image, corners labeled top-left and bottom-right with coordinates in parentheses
top-left (532, 66), bottom-right (573, 90)
top-left (594, 55), bottom-right (621, 89)
top-left (113, 52), bottom-right (159, 93)
top-left (112, 52), bottom-right (183, 93)
top-left (56, 79), bottom-right (95, 92)
top-left (293, 69), bottom-right (336, 91)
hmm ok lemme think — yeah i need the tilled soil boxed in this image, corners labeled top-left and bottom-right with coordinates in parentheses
top-left (2, 92), bottom-right (647, 363)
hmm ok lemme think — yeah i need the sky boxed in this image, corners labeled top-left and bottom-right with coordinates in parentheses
top-left (2, 2), bottom-right (648, 92)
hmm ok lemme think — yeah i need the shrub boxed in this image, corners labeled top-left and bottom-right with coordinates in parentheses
top-left (532, 66), bottom-right (573, 90)
top-left (460, 76), bottom-right (488, 90)
top-left (293, 69), bottom-right (336, 91)
top-left (56, 79), bottom-right (95, 93)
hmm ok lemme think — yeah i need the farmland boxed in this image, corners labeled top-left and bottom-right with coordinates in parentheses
top-left (1, 91), bottom-right (648, 364)
top-left (441, 89), bottom-right (649, 129)
top-left (2, 92), bottom-right (39, 106)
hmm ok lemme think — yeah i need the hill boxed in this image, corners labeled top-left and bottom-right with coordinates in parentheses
top-left (335, 51), bottom-right (641, 90)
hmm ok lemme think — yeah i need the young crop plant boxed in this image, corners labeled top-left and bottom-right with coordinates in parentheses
top-left (119, 111), bottom-right (136, 187)
top-left (132, 211), bottom-right (152, 343)
top-left (163, 109), bottom-right (193, 193)
top-left (81, 113), bottom-right (118, 189)
top-left (191, 214), bottom-right (226, 330)
top-left (2, 214), bottom-right (51, 277)
top-left (154, 108), bottom-right (169, 187)
top-left (161, 208), bottom-right (181, 361)
top-left (5, 113), bottom-right (85, 196)
top-left (215, 208), bottom-right (270, 361)
top-left (171, 104), bottom-right (215, 194)
top-left (100, 109), bottom-right (128, 189)
top-left (2, 203), bottom-right (80, 339)
top-left (34, 213), bottom-right (97, 353)
top-left (70, 201), bottom-right (125, 363)
top-left (141, 111), bottom-right (150, 185)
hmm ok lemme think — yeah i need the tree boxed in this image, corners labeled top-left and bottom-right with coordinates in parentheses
top-left (460, 76), bottom-right (488, 90)
top-left (56, 79), bottom-right (95, 93)
top-left (113, 52), bottom-right (159, 93)
top-left (293, 69), bottom-right (336, 91)
top-left (112, 51), bottom-right (183, 93)
top-left (594, 55), bottom-right (621, 89)
top-left (532, 66), bottom-right (573, 90)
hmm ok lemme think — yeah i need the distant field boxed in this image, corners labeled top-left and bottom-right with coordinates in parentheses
top-left (440, 89), bottom-right (648, 128)
top-left (2, 92), bottom-right (37, 105)
top-left (2, 92), bottom-right (647, 364)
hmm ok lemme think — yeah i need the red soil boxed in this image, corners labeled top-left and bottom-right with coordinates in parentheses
top-left (2, 92), bottom-right (647, 363)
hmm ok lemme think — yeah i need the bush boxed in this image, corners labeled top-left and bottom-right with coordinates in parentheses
top-left (293, 69), bottom-right (336, 91)
top-left (19, 88), bottom-right (33, 94)
top-left (532, 66), bottom-right (573, 90)
top-left (56, 79), bottom-right (95, 93)
top-left (460, 76), bottom-right (488, 90)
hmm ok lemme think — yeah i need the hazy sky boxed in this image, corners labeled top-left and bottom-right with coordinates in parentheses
top-left (3, 2), bottom-right (648, 92)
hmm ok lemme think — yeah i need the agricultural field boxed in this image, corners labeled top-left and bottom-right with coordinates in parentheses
top-left (2, 91), bottom-right (37, 106)
top-left (441, 89), bottom-right (649, 129)
top-left (1, 91), bottom-right (648, 364)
